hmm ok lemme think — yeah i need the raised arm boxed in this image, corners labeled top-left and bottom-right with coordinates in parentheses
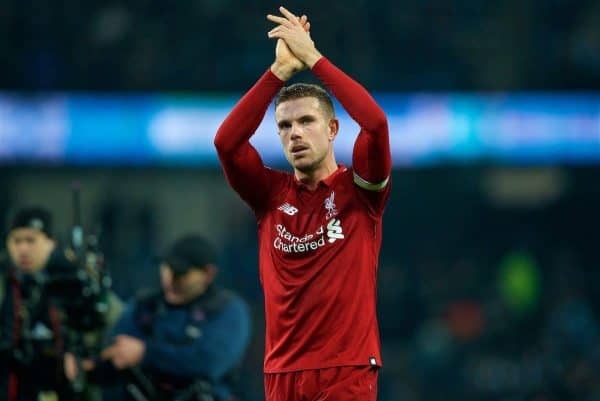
top-left (215, 16), bottom-right (311, 211)
top-left (213, 71), bottom-right (284, 211)
top-left (267, 7), bottom-right (391, 190)
top-left (313, 59), bottom-right (391, 190)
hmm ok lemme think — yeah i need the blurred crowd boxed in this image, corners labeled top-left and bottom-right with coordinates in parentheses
top-left (1, 0), bottom-right (599, 92)
top-left (376, 250), bottom-right (600, 401)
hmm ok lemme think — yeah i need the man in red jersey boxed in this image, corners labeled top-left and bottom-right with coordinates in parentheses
top-left (214, 6), bottom-right (391, 401)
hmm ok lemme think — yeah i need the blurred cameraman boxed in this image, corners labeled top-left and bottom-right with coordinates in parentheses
top-left (0, 207), bottom-right (123, 401)
top-left (70, 234), bottom-right (252, 401)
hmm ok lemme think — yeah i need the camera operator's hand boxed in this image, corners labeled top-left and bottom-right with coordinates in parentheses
top-left (64, 352), bottom-right (95, 381)
top-left (101, 335), bottom-right (146, 369)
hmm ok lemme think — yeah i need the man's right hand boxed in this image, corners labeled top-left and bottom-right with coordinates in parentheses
top-left (270, 14), bottom-right (311, 81)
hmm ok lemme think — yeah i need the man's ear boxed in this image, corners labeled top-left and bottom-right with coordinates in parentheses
top-left (328, 118), bottom-right (339, 140)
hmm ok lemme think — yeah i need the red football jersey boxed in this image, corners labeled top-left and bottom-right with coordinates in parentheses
top-left (255, 165), bottom-right (390, 372)
top-left (215, 57), bottom-right (391, 373)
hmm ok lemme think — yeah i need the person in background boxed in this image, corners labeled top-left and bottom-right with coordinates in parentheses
top-left (68, 234), bottom-right (251, 401)
top-left (1, 207), bottom-right (122, 401)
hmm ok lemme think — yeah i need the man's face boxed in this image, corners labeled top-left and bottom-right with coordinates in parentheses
top-left (275, 97), bottom-right (338, 173)
top-left (7, 228), bottom-right (55, 274)
top-left (160, 263), bottom-right (214, 305)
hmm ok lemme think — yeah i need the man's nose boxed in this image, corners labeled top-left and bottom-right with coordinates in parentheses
top-left (290, 123), bottom-right (302, 139)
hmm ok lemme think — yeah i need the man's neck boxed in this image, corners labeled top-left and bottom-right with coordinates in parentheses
top-left (295, 158), bottom-right (339, 191)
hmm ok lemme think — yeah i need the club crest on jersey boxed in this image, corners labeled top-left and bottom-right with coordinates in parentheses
top-left (278, 203), bottom-right (298, 216)
top-left (324, 192), bottom-right (338, 219)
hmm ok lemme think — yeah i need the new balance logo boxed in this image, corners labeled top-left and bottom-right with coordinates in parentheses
top-left (326, 218), bottom-right (344, 243)
top-left (278, 203), bottom-right (299, 216)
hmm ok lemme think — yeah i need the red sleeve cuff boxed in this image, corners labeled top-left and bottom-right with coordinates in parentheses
top-left (265, 68), bottom-right (286, 85)
top-left (310, 56), bottom-right (328, 73)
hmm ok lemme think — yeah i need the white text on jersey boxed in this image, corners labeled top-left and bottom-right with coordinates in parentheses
top-left (273, 219), bottom-right (344, 254)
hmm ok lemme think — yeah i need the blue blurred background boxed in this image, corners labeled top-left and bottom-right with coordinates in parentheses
top-left (1, 0), bottom-right (599, 400)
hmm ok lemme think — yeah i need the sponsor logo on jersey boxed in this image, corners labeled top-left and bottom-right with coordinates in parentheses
top-left (273, 218), bottom-right (344, 253)
top-left (326, 218), bottom-right (344, 243)
top-left (278, 202), bottom-right (298, 216)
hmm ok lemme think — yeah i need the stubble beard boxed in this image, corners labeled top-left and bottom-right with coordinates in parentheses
top-left (292, 150), bottom-right (328, 174)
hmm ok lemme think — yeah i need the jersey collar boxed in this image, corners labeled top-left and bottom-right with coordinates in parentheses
top-left (294, 164), bottom-right (347, 190)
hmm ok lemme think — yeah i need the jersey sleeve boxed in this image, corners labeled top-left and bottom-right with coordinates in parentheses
top-left (353, 169), bottom-right (392, 218)
top-left (214, 70), bottom-right (287, 214)
top-left (311, 58), bottom-right (392, 197)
